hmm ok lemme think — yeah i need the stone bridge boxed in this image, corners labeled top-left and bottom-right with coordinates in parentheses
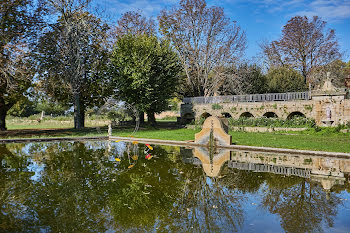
top-left (180, 80), bottom-right (350, 126)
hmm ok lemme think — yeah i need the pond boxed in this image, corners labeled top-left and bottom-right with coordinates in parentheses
top-left (1, 140), bottom-right (350, 233)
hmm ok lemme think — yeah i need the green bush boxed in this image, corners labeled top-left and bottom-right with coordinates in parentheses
top-left (212, 104), bottom-right (223, 110)
top-left (228, 116), bottom-right (316, 128)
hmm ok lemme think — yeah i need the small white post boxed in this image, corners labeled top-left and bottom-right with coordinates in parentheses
top-left (108, 123), bottom-right (112, 137)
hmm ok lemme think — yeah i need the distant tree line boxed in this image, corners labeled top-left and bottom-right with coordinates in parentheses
top-left (1, 0), bottom-right (349, 130)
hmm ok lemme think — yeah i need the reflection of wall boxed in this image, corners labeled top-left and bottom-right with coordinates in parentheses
top-left (184, 147), bottom-right (350, 190)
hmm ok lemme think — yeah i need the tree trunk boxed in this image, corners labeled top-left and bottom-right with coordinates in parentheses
top-left (147, 111), bottom-right (156, 126)
top-left (139, 112), bottom-right (145, 123)
top-left (0, 97), bottom-right (13, 131)
top-left (73, 92), bottom-right (84, 129)
top-left (0, 107), bottom-right (7, 131)
top-left (80, 102), bottom-right (85, 128)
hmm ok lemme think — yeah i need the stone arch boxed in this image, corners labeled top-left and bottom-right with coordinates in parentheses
top-left (263, 112), bottom-right (278, 118)
top-left (287, 111), bottom-right (306, 119)
top-left (221, 112), bottom-right (232, 118)
top-left (239, 112), bottom-right (254, 118)
top-left (201, 112), bottom-right (212, 119)
top-left (183, 113), bottom-right (195, 123)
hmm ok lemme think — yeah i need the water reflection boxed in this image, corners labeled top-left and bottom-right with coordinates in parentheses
top-left (0, 142), bottom-right (349, 232)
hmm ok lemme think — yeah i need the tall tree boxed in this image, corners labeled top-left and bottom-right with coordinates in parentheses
top-left (261, 16), bottom-right (341, 84)
top-left (113, 10), bottom-right (156, 123)
top-left (110, 34), bottom-right (181, 125)
top-left (0, 0), bottom-right (45, 130)
top-left (37, 0), bottom-right (110, 128)
top-left (158, 0), bottom-right (246, 97)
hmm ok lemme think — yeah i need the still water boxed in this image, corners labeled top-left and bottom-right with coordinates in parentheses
top-left (1, 141), bottom-right (350, 233)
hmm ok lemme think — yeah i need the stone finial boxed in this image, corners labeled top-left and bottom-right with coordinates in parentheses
top-left (195, 116), bottom-right (231, 146)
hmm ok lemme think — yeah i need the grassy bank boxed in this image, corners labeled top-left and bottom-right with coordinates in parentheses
top-left (1, 122), bottom-right (350, 152)
top-left (114, 128), bottom-right (350, 153)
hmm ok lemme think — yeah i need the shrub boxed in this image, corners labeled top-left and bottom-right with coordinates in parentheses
top-left (228, 116), bottom-right (316, 128)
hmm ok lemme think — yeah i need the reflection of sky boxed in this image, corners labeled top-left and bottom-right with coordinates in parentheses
top-left (331, 192), bottom-right (350, 233)
top-left (28, 159), bottom-right (45, 182)
top-left (243, 192), bottom-right (284, 233)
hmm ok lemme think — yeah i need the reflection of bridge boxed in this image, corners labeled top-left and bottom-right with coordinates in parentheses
top-left (180, 81), bottom-right (350, 126)
top-left (182, 147), bottom-right (350, 190)
top-left (228, 161), bottom-right (311, 178)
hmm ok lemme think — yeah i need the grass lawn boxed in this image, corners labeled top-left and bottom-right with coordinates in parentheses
top-left (2, 119), bottom-right (350, 153)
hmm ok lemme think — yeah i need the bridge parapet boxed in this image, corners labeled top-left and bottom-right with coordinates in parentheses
top-left (180, 87), bottom-right (350, 126)
top-left (183, 91), bottom-right (310, 104)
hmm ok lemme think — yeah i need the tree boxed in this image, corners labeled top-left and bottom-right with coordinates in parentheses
top-left (115, 11), bottom-right (155, 37)
top-left (0, 0), bottom-right (45, 130)
top-left (261, 16), bottom-right (341, 84)
top-left (110, 34), bottom-right (181, 125)
top-left (308, 59), bottom-right (348, 88)
top-left (220, 63), bottom-right (267, 95)
top-left (266, 66), bottom-right (307, 93)
top-left (37, 0), bottom-right (110, 128)
top-left (158, 0), bottom-right (246, 97)
top-left (113, 10), bottom-right (156, 123)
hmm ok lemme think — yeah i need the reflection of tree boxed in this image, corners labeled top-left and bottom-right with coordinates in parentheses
top-left (220, 166), bottom-right (266, 193)
top-left (2, 142), bottom-right (345, 232)
top-left (0, 144), bottom-right (35, 232)
top-left (157, 163), bottom-right (245, 232)
top-left (261, 175), bottom-right (342, 233)
top-left (0, 142), bottom-right (187, 232)
top-left (108, 145), bottom-right (184, 231)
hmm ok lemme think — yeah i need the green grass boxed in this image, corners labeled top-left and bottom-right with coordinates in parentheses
top-left (6, 118), bottom-right (109, 130)
top-left (2, 118), bottom-right (350, 153)
top-left (112, 128), bottom-right (350, 153)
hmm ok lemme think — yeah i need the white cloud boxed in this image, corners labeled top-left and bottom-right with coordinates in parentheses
top-left (295, 0), bottom-right (350, 22)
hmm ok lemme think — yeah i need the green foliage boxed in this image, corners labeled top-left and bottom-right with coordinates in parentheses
top-left (36, 99), bottom-right (68, 116)
top-left (211, 104), bottom-right (223, 110)
top-left (106, 110), bottom-right (127, 122)
top-left (167, 97), bottom-right (180, 111)
top-left (8, 98), bottom-right (39, 117)
top-left (221, 63), bottom-right (268, 95)
top-left (0, 0), bottom-right (45, 129)
top-left (110, 34), bottom-right (182, 115)
top-left (304, 105), bottom-right (313, 112)
top-left (228, 117), bottom-right (316, 128)
top-left (266, 66), bottom-right (307, 93)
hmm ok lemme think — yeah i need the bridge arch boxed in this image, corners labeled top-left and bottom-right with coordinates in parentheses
top-left (183, 113), bottom-right (195, 123)
top-left (201, 112), bottom-right (212, 119)
top-left (239, 112), bottom-right (254, 118)
top-left (263, 112), bottom-right (278, 118)
top-left (287, 111), bottom-right (306, 119)
top-left (221, 112), bottom-right (232, 118)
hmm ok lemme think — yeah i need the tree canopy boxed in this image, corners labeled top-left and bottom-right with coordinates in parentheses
top-left (158, 0), bottom-right (247, 97)
top-left (261, 16), bottom-right (341, 83)
top-left (110, 34), bottom-right (182, 124)
top-left (0, 0), bottom-right (45, 130)
top-left (36, 0), bottom-right (111, 128)
top-left (266, 66), bottom-right (307, 93)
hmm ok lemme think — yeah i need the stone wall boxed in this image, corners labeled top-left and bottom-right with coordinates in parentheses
top-left (180, 94), bottom-right (350, 126)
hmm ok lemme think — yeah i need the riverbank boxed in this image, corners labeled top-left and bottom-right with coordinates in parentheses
top-left (1, 122), bottom-right (350, 153)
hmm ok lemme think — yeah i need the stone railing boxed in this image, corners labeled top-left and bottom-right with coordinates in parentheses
top-left (228, 161), bottom-right (311, 178)
top-left (183, 91), bottom-right (310, 104)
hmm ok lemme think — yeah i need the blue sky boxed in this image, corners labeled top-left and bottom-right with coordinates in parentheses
top-left (97, 0), bottom-right (350, 61)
